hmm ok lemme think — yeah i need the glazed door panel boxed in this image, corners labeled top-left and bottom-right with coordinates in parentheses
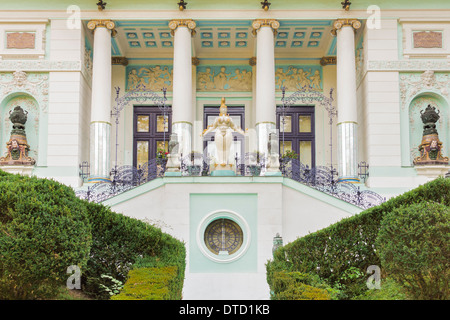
top-left (133, 106), bottom-right (171, 168)
top-left (277, 105), bottom-right (315, 168)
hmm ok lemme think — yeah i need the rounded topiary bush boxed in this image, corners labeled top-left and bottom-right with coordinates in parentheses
top-left (0, 172), bottom-right (92, 299)
top-left (376, 201), bottom-right (449, 300)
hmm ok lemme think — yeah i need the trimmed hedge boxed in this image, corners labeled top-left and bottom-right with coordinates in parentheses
top-left (0, 169), bottom-right (186, 300)
top-left (0, 171), bottom-right (92, 299)
top-left (266, 177), bottom-right (450, 297)
top-left (376, 201), bottom-right (449, 300)
top-left (269, 271), bottom-right (336, 300)
top-left (82, 201), bottom-right (186, 300)
top-left (111, 266), bottom-right (179, 300)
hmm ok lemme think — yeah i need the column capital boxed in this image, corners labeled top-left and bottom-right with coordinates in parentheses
top-left (251, 19), bottom-right (280, 36)
top-left (87, 19), bottom-right (117, 37)
top-left (169, 19), bottom-right (196, 36)
top-left (331, 19), bottom-right (361, 36)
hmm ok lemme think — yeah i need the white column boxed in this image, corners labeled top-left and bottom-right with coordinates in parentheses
top-left (87, 20), bottom-right (116, 183)
top-left (333, 19), bottom-right (361, 183)
top-left (252, 19), bottom-right (279, 159)
top-left (169, 19), bottom-right (196, 158)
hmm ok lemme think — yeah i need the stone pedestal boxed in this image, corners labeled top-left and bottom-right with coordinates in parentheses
top-left (415, 165), bottom-right (450, 179)
top-left (0, 165), bottom-right (34, 176)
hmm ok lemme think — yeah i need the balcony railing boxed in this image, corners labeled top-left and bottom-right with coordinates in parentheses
top-left (75, 153), bottom-right (385, 209)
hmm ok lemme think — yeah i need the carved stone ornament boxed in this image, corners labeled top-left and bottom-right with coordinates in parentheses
top-left (252, 19), bottom-right (280, 36)
top-left (400, 70), bottom-right (450, 110)
top-left (413, 104), bottom-right (449, 165)
top-left (168, 19), bottom-right (197, 36)
top-left (331, 19), bottom-right (361, 36)
top-left (0, 106), bottom-right (36, 166)
top-left (87, 20), bottom-right (117, 37)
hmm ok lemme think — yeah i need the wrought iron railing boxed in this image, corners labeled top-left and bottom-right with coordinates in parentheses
top-left (75, 154), bottom-right (385, 209)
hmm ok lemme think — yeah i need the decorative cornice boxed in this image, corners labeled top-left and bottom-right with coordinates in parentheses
top-left (168, 19), bottom-right (196, 36)
top-left (367, 59), bottom-right (450, 72)
top-left (112, 56), bottom-right (128, 66)
top-left (0, 59), bottom-right (81, 72)
top-left (320, 56), bottom-right (336, 66)
top-left (251, 19), bottom-right (280, 36)
top-left (330, 19), bottom-right (361, 36)
top-left (87, 19), bottom-right (117, 37)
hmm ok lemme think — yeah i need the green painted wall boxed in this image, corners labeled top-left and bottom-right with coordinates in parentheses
top-left (189, 193), bottom-right (258, 273)
top-left (1, 0), bottom-right (450, 11)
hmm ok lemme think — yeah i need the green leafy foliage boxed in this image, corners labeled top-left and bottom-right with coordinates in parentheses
top-left (376, 201), bottom-right (449, 300)
top-left (0, 172), bottom-right (92, 299)
top-left (266, 177), bottom-right (450, 300)
top-left (80, 200), bottom-right (186, 300)
top-left (268, 271), bottom-right (336, 300)
top-left (111, 266), bottom-right (178, 300)
top-left (0, 169), bottom-right (186, 300)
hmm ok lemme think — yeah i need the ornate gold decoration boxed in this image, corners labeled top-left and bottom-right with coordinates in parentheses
top-left (252, 19), bottom-right (280, 36)
top-left (249, 57), bottom-right (257, 66)
top-left (320, 56), bottom-right (337, 66)
top-left (87, 19), bottom-right (117, 37)
top-left (330, 19), bottom-right (361, 36)
top-left (192, 57), bottom-right (200, 66)
top-left (168, 19), bottom-right (196, 36)
top-left (112, 57), bottom-right (128, 66)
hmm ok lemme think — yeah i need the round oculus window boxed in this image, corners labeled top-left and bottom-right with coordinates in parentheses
top-left (204, 218), bottom-right (244, 256)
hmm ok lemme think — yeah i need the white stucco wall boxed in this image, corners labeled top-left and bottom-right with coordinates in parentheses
top-left (106, 177), bottom-right (359, 300)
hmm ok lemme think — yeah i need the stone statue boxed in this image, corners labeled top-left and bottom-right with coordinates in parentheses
top-left (413, 104), bottom-right (449, 165)
top-left (201, 98), bottom-right (245, 172)
top-left (0, 106), bottom-right (35, 166)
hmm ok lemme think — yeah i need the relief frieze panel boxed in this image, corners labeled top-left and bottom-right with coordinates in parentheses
top-left (126, 65), bottom-right (173, 91)
top-left (275, 65), bottom-right (323, 92)
top-left (196, 65), bottom-right (252, 92)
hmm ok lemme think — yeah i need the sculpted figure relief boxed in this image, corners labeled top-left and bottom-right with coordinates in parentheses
top-left (197, 66), bottom-right (252, 92)
top-left (127, 65), bottom-right (173, 91)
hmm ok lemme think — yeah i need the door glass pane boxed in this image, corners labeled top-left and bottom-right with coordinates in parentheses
top-left (137, 141), bottom-right (149, 167)
top-left (299, 115), bottom-right (311, 133)
top-left (157, 115), bottom-right (169, 132)
top-left (137, 115), bottom-right (149, 132)
top-left (279, 115), bottom-right (292, 133)
top-left (280, 141), bottom-right (292, 155)
top-left (299, 141), bottom-right (312, 167)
